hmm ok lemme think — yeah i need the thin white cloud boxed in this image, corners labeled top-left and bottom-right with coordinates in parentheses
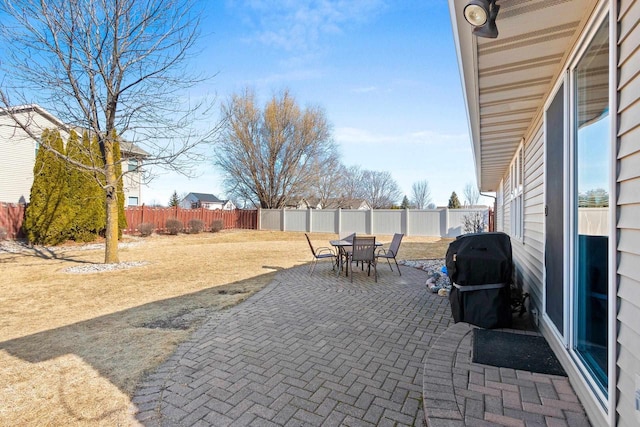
top-left (335, 127), bottom-right (397, 144)
top-left (351, 86), bottom-right (378, 94)
top-left (407, 130), bottom-right (469, 143)
top-left (253, 68), bottom-right (326, 87)
top-left (335, 127), bottom-right (469, 146)
top-left (231, 0), bottom-right (387, 52)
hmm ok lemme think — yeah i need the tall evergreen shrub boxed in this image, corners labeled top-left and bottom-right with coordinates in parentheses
top-left (448, 192), bottom-right (461, 209)
top-left (66, 131), bottom-right (106, 242)
top-left (23, 130), bottom-right (72, 244)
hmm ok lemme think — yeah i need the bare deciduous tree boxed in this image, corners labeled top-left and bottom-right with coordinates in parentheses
top-left (309, 160), bottom-right (346, 209)
top-left (216, 88), bottom-right (338, 209)
top-left (361, 170), bottom-right (402, 209)
top-left (463, 182), bottom-right (481, 207)
top-left (0, 0), bottom-right (217, 263)
top-left (334, 165), bottom-right (366, 207)
top-left (411, 180), bottom-right (432, 209)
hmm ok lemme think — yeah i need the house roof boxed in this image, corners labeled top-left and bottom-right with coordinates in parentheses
top-left (448, 0), bottom-right (594, 191)
top-left (0, 104), bottom-right (67, 130)
top-left (1, 103), bottom-right (149, 157)
top-left (187, 192), bottom-right (226, 203)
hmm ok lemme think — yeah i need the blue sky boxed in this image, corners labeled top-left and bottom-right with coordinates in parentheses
top-left (144, 0), bottom-right (483, 207)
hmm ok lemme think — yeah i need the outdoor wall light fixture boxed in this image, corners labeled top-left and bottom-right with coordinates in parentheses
top-left (463, 0), bottom-right (499, 39)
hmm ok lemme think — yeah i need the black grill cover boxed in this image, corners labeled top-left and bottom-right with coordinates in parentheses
top-left (446, 232), bottom-right (513, 329)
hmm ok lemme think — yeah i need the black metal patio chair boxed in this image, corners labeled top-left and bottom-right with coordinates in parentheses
top-left (305, 233), bottom-right (337, 275)
top-left (349, 236), bottom-right (377, 282)
top-left (376, 233), bottom-right (404, 276)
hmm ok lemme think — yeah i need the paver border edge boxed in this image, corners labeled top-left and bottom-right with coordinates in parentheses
top-left (422, 322), bottom-right (473, 427)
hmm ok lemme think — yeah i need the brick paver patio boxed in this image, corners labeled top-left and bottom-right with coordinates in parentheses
top-left (422, 323), bottom-right (590, 427)
top-left (133, 261), bottom-right (589, 426)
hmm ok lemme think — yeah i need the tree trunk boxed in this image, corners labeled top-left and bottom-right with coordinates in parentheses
top-left (104, 143), bottom-right (120, 264)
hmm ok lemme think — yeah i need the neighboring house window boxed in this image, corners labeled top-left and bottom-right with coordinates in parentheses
top-left (128, 196), bottom-right (139, 206)
top-left (510, 143), bottom-right (524, 240)
top-left (128, 158), bottom-right (137, 172)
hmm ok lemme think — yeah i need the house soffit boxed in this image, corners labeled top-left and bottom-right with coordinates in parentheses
top-left (449, 0), bottom-right (592, 192)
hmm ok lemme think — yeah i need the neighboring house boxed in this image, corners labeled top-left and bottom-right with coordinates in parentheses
top-left (337, 199), bottom-right (371, 210)
top-left (449, 1), bottom-right (636, 426)
top-left (291, 198), bottom-right (372, 210)
top-left (0, 104), bottom-right (147, 206)
top-left (292, 197), bottom-right (322, 209)
top-left (180, 192), bottom-right (235, 210)
top-left (118, 141), bottom-right (148, 207)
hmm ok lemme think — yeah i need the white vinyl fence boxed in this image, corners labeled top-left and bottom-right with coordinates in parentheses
top-left (258, 208), bottom-right (490, 237)
top-left (578, 208), bottom-right (609, 236)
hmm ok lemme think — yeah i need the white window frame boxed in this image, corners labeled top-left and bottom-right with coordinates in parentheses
top-left (510, 141), bottom-right (524, 241)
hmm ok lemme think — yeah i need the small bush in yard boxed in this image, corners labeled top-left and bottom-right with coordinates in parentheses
top-left (210, 219), bottom-right (224, 233)
top-left (138, 222), bottom-right (155, 237)
top-left (0, 226), bottom-right (7, 240)
top-left (462, 211), bottom-right (486, 234)
top-left (188, 219), bottom-right (205, 234)
top-left (165, 218), bottom-right (183, 235)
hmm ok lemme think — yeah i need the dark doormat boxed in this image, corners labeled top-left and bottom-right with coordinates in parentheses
top-left (473, 329), bottom-right (567, 376)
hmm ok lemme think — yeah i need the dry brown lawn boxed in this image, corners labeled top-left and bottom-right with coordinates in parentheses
top-left (0, 229), bottom-right (451, 426)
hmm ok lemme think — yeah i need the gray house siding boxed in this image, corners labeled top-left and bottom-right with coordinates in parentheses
top-left (616, 0), bottom-right (640, 425)
top-left (513, 123), bottom-right (545, 314)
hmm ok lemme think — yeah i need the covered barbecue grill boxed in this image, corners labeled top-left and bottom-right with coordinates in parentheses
top-left (445, 232), bottom-right (512, 329)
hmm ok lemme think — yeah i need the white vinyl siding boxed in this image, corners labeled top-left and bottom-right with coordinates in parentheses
top-left (519, 125), bottom-right (545, 307)
top-left (0, 109), bottom-right (70, 203)
top-left (615, 0), bottom-right (640, 425)
top-left (0, 125), bottom-right (35, 203)
top-left (509, 124), bottom-right (545, 315)
top-left (122, 167), bottom-right (143, 208)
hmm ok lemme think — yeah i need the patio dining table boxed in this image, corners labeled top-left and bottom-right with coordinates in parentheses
top-left (330, 238), bottom-right (382, 277)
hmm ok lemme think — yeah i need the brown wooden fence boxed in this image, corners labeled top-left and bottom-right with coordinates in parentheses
top-left (0, 202), bottom-right (26, 239)
top-left (123, 206), bottom-right (257, 234)
top-left (488, 207), bottom-right (495, 232)
top-left (0, 203), bottom-right (257, 240)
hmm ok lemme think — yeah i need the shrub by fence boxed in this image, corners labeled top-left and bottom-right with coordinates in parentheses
top-left (123, 205), bottom-right (257, 234)
top-left (0, 202), bottom-right (25, 239)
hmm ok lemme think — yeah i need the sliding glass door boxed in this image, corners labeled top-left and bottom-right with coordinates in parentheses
top-left (572, 16), bottom-right (610, 394)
